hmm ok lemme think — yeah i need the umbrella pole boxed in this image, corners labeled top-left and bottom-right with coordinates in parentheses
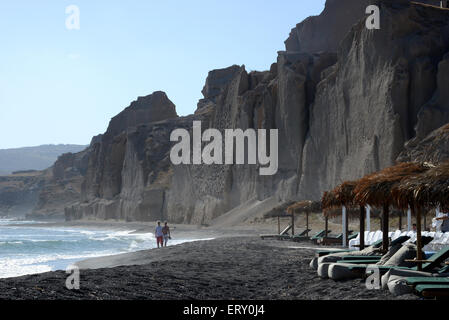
top-left (345, 209), bottom-right (350, 246)
top-left (306, 212), bottom-right (309, 237)
top-left (278, 216), bottom-right (280, 235)
top-left (291, 213), bottom-right (295, 236)
top-left (366, 205), bottom-right (371, 232)
top-left (342, 206), bottom-right (347, 247)
top-left (360, 206), bottom-right (365, 250)
top-left (325, 216), bottom-right (329, 241)
top-left (382, 204), bottom-right (390, 253)
top-left (399, 211), bottom-right (402, 231)
top-left (423, 212), bottom-right (427, 232)
top-left (416, 205), bottom-right (423, 271)
top-left (407, 207), bottom-right (412, 232)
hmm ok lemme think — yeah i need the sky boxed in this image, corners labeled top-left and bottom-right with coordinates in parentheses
top-left (0, 0), bottom-right (326, 149)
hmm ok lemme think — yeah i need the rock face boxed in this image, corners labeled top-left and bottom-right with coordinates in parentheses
top-left (298, 0), bottom-right (449, 199)
top-left (65, 92), bottom-right (185, 221)
top-left (0, 172), bottom-right (45, 218)
top-left (0, 147), bottom-right (90, 219)
top-left (28, 148), bottom-right (90, 219)
top-left (58, 1), bottom-right (449, 224)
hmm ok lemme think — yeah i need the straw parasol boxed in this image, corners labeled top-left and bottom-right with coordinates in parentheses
top-left (393, 162), bottom-right (447, 211)
top-left (354, 162), bottom-right (433, 253)
top-left (354, 162), bottom-right (432, 207)
top-left (390, 162), bottom-right (448, 271)
top-left (321, 190), bottom-right (340, 211)
top-left (287, 200), bottom-right (321, 214)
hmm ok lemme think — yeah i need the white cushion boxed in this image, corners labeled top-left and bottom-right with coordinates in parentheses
top-left (317, 263), bottom-right (332, 279)
top-left (328, 263), bottom-right (363, 280)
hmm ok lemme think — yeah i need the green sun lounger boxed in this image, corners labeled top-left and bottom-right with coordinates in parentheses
top-left (311, 230), bottom-right (331, 241)
top-left (406, 277), bottom-right (449, 286)
top-left (338, 259), bottom-right (382, 265)
top-left (338, 237), bottom-right (412, 263)
top-left (415, 284), bottom-right (449, 298)
top-left (348, 247), bottom-right (449, 276)
top-left (340, 256), bottom-right (382, 262)
top-left (316, 249), bottom-right (352, 257)
top-left (315, 240), bottom-right (383, 257)
top-left (348, 233), bottom-right (359, 241)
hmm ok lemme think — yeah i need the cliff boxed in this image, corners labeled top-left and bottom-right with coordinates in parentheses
top-left (0, 172), bottom-right (45, 218)
top-left (64, 92), bottom-right (186, 221)
top-left (34, 1), bottom-right (449, 224)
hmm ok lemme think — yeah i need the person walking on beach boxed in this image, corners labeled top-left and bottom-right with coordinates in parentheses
top-left (162, 221), bottom-right (171, 247)
top-left (155, 221), bottom-right (164, 248)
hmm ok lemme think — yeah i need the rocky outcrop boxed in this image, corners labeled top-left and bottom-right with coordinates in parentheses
top-left (298, 0), bottom-right (449, 199)
top-left (61, 0), bottom-right (449, 224)
top-left (28, 148), bottom-right (90, 219)
top-left (65, 92), bottom-right (185, 221)
top-left (0, 172), bottom-right (45, 218)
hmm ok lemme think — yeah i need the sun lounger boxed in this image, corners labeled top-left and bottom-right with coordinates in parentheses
top-left (346, 246), bottom-right (449, 277)
top-left (326, 238), bottom-right (434, 280)
top-left (336, 239), bottom-right (412, 264)
top-left (315, 239), bottom-right (383, 258)
top-left (260, 224), bottom-right (293, 240)
top-left (315, 249), bottom-right (352, 257)
top-left (310, 230), bottom-right (331, 242)
top-left (415, 284), bottom-right (449, 298)
top-left (406, 277), bottom-right (449, 286)
top-left (261, 228), bottom-right (312, 241)
top-left (337, 259), bottom-right (382, 264)
top-left (348, 233), bottom-right (359, 241)
top-left (290, 229), bottom-right (314, 242)
top-left (313, 240), bottom-right (385, 272)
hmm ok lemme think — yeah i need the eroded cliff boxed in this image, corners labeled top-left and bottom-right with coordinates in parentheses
top-left (53, 1), bottom-right (449, 223)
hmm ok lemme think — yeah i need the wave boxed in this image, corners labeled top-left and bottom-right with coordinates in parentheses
top-left (0, 222), bottom-right (214, 279)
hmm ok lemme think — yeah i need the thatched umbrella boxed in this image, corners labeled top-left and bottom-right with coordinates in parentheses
top-left (391, 162), bottom-right (447, 270)
top-left (265, 202), bottom-right (295, 234)
top-left (286, 200), bottom-right (321, 237)
top-left (354, 162), bottom-right (432, 253)
top-left (322, 181), bottom-right (370, 248)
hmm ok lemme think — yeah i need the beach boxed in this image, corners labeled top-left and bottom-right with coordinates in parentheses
top-left (0, 236), bottom-right (417, 300)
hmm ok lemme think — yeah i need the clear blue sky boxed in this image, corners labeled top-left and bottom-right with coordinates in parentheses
top-left (0, 0), bottom-right (326, 149)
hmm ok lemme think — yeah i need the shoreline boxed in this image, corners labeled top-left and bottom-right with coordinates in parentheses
top-left (0, 219), bottom-right (273, 280)
top-left (0, 236), bottom-right (418, 300)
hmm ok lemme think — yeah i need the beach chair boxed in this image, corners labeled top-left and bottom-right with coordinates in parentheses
top-left (290, 229), bottom-right (313, 242)
top-left (347, 246), bottom-right (449, 278)
top-left (348, 233), bottom-right (359, 241)
top-left (396, 264), bottom-right (449, 291)
top-left (318, 231), bottom-right (353, 245)
top-left (315, 239), bottom-right (383, 258)
top-left (406, 276), bottom-right (449, 286)
top-left (271, 228), bottom-right (312, 241)
top-left (260, 224), bottom-right (293, 240)
top-left (414, 284), bottom-right (449, 298)
top-left (309, 230), bottom-right (331, 243)
top-left (337, 236), bottom-right (411, 264)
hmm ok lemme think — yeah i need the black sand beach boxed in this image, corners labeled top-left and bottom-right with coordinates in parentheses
top-left (0, 237), bottom-right (418, 300)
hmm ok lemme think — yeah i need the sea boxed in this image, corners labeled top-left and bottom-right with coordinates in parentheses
top-left (0, 218), bottom-right (204, 279)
